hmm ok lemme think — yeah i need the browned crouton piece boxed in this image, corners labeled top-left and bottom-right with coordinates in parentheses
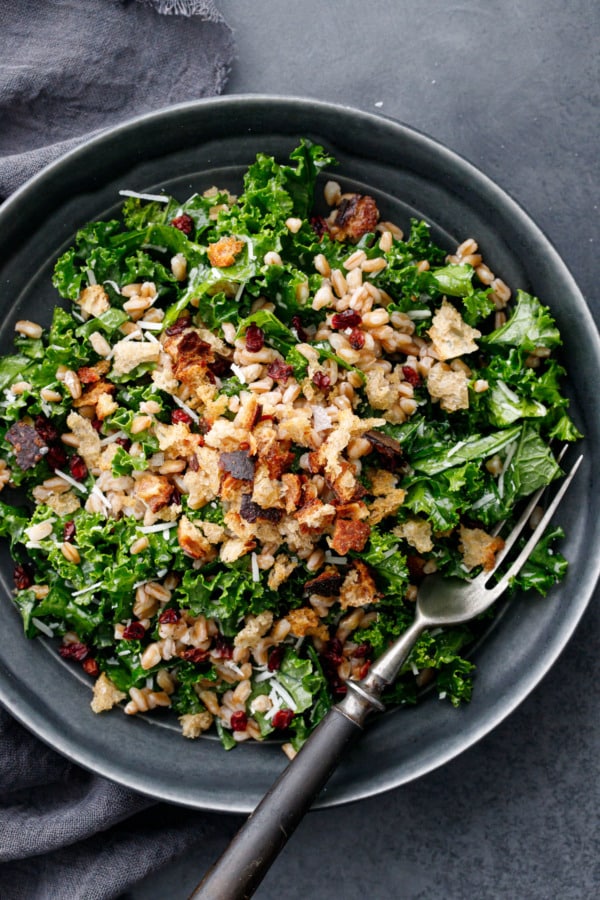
top-left (177, 515), bottom-right (214, 560)
top-left (267, 554), bottom-right (298, 591)
top-left (426, 362), bottom-right (470, 412)
top-left (330, 518), bottom-right (370, 555)
top-left (427, 300), bottom-right (481, 361)
top-left (134, 473), bottom-right (173, 512)
top-left (77, 284), bottom-right (110, 318)
top-left (339, 561), bottom-right (379, 609)
top-left (367, 488), bottom-right (407, 525)
top-left (285, 607), bottom-right (329, 641)
top-left (91, 672), bottom-right (126, 713)
top-left (295, 498), bottom-right (337, 532)
top-left (207, 236), bottom-right (245, 268)
top-left (459, 525), bottom-right (505, 571)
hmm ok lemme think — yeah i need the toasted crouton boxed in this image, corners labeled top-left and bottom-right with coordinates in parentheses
top-left (427, 300), bottom-right (481, 360)
top-left (285, 606), bottom-right (329, 641)
top-left (111, 340), bottom-right (160, 377)
top-left (134, 473), bottom-right (173, 512)
top-left (207, 236), bottom-right (245, 268)
top-left (234, 611), bottom-right (274, 650)
top-left (393, 518), bottom-right (434, 554)
top-left (95, 391), bottom-right (118, 420)
top-left (219, 537), bottom-right (255, 563)
top-left (177, 515), bottom-right (214, 560)
top-left (339, 560), bottom-right (379, 609)
top-left (426, 362), bottom-right (470, 412)
top-left (295, 498), bottom-right (337, 532)
top-left (369, 470), bottom-right (398, 496)
top-left (77, 284), bottom-right (110, 318)
top-left (367, 488), bottom-right (407, 525)
top-left (181, 447), bottom-right (221, 508)
top-left (66, 412), bottom-right (102, 468)
top-left (267, 554), bottom-right (298, 591)
top-left (179, 711), bottom-right (214, 739)
top-left (45, 490), bottom-right (81, 517)
top-left (252, 463), bottom-right (285, 509)
top-left (459, 525), bottom-right (505, 571)
top-left (91, 672), bottom-right (126, 713)
top-left (154, 422), bottom-right (202, 459)
top-left (329, 518), bottom-right (371, 555)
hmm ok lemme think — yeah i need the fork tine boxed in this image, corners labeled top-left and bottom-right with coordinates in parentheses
top-left (486, 454), bottom-right (583, 598)
top-left (482, 444), bottom-right (571, 582)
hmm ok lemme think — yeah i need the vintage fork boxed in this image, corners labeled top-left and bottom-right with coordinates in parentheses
top-left (191, 452), bottom-right (583, 900)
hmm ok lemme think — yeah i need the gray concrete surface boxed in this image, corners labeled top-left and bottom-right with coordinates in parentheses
top-left (122, 2), bottom-right (599, 898)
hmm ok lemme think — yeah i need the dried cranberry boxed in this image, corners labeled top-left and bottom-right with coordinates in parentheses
top-left (272, 708), bottom-right (294, 730)
top-left (213, 635), bottom-right (233, 659)
top-left (357, 660), bottom-right (371, 680)
top-left (170, 486), bottom-right (182, 506)
top-left (312, 371), bottom-right (331, 392)
top-left (331, 679), bottom-right (348, 697)
top-left (115, 437), bottom-right (131, 451)
top-left (91, 417), bottom-right (103, 432)
top-left (63, 520), bottom-right (76, 542)
top-left (82, 657), bottom-right (100, 677)
top-left (171, 408), bottom-right (192, 426)
top-left (325, 638), bottom-right (344, 666)
top-left (34, 415), bottom-right (58, 444)
top-left (230, 711), bottom-right (248, 732)
top-left (122, 622), bottom-right (146, 640)
top-left (352, 642), bottom-right (372, 659)
top-left (310, 216), bottom-right (328, 239)
top-left (59, 642), bottom-right (89, 661)
top-left (331, 309), bottom-right (362, 330)
top-left (267, 646), bottom-right (285, 672)
top-left (165, 315), bottom-right (191, 336)
top-left (46, 445), bottom-right (67, 470)
top-left (13, 563), bottom-right (33, 590)
top-left (245, 324), bottom-right (265, 353)
top-left (291, 315), bottom-right (308, 342)
top-left (171, 214), bottom-right (194, 235)
top-left (158, 608), bottom-right (180, 624)
top-left (266, 360), bottom-right (294, 383)
top-left (348, 328), bottom-right (365, 350)
top-left (69, 455), bottom-right (88, 481)
top-left (182, 647), bottom-right (209, 663)
top-left (402, 366), bottom-right (422, 387)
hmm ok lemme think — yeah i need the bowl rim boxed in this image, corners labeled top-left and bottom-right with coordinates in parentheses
top-left (0, 94), bottom-right (598, 812)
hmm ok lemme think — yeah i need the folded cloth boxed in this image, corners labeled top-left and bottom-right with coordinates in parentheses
top-left (0, 0), bottom-right (235, 199)
top-left (0, 2), bottom-right (235, 897)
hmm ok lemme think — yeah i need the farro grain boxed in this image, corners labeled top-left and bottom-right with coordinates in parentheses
top-left (40, 387), bottom-right (62, 403)
top-left (130, 536), bottom-right (150, 555)
top-left (60, 542), bottom-right (81, 564)
top-left (170, 253), bottom-right (187, 281)
top-left (14, 320), bottom-right (43, 339)
top-left (285, 217), bottom-right (303, 234)
top-left (361, 256), bottom-right (387, 274)
top-left (314, 253), bottom-right (331, 277)
top-left (324, 180), bottom-right (341, 206)
top-left (331, 269), bottom-right (348, 299)
top-left (378, 230), bottom-right (393, 252)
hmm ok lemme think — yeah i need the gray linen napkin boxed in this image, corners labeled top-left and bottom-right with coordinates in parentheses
top-left (0, 2), bottom-right (235, 897)
top-left (0, 0), bottom-right (234, 198)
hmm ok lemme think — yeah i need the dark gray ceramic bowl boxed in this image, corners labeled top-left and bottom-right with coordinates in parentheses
top-left (0, 96), bottom-right (597, 812)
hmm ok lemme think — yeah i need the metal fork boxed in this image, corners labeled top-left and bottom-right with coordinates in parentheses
top-left (191, 453), bottom-right (583, 900)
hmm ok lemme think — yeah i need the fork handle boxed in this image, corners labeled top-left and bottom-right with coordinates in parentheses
top-left (189, 701), bottom-right (371, 900)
